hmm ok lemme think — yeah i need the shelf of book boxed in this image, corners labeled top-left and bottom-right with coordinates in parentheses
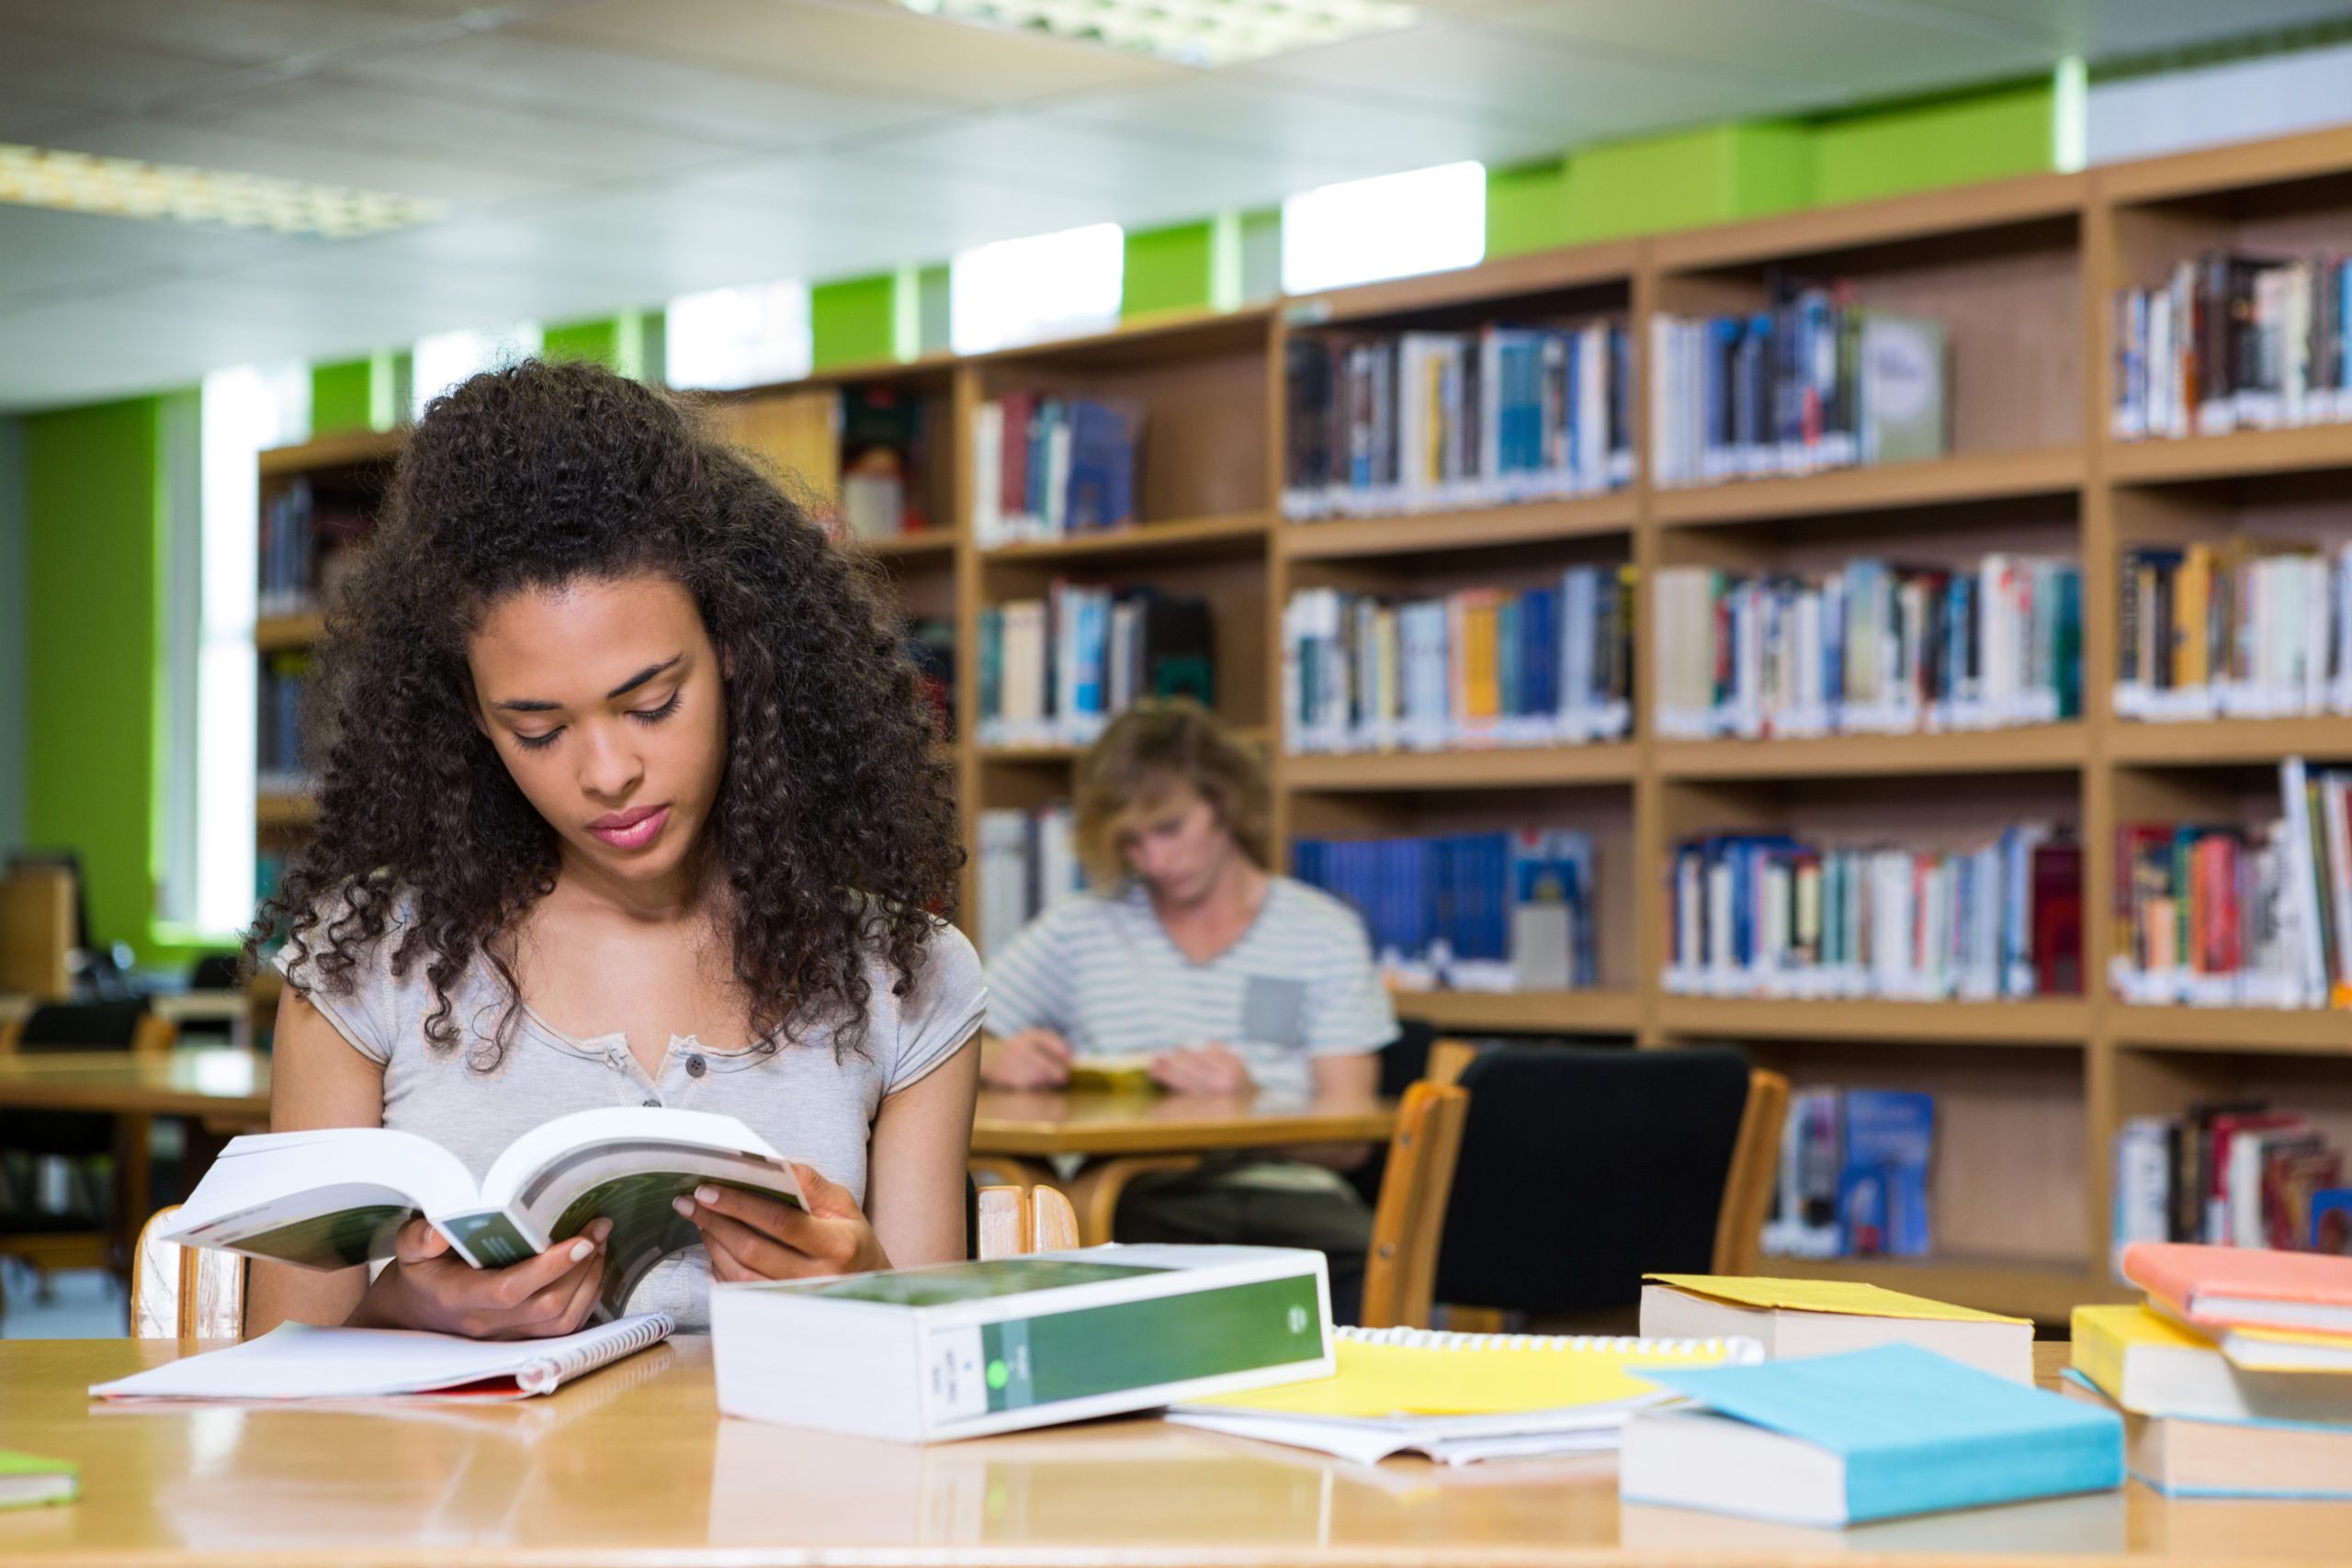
top-left (1652, 447), bottom-right (2085, 528)
top-left (978, 512), bottom-right (1269, 566)
top-left (1655, 725), bottom-right (2087, 781)
top-left (2109, 1007), bottom-right (2352, 1055)
top-left (254, 613), bottom-right (324, 653)
top-left (1279, 497), bottom-right (1634, 559)
top-left (1388, 987), bottom-right (1641, 1036)
top-left (1760, 1254), bottom-right (2103, 1323)
top-left (1283, 745), bottom-right (1638, 792)
top-left (1656, 996), bottom-right (2092, 1046)
top-left (2108, 716), bottom-right (2352, 766)
top-left (256, 428), bottom-right (404, 479)
top-left (2104, 425), bottom-right (2352, 486)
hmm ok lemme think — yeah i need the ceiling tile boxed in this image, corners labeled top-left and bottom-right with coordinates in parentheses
top-left (57, 113), bottom-right (573, 206)
top-left (0, 0), bottom-right (460, 70)
top-left (0, 207), bottom-right (288, 311)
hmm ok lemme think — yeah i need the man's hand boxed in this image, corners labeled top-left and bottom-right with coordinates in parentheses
top-left (979, 1028), bottom-right (1073, 1090)
top-left (1150, 1042), bottom-right (1253, 1097)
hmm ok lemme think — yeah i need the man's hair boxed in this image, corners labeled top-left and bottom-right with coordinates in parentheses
top-left (1074, 702), bottom-right (1270, 884)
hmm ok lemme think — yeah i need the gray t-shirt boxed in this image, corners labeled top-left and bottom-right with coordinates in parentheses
top-left (277, 897), bottom-right (986, 1330)
top-left (983, 876), bottom-right (1397, 1097)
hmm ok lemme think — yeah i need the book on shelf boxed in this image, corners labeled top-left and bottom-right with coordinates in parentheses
top-left (838, 384), bottom-right (930, 540)
top-left (1665, 828), bottom-right (2081, 1002)
top-left (1281, 321), bottom-right (1634, 521)
top-left (89, 1314), bottom-right (673, 1403)
top-left (1653, 556), bottom-right (2081, 740)
top-left (2110, 251), bottom-right (2352, 442)
top-left (1283, 570), bottom-right (1634, 755)
top-left (164, 1107), bottom-right (805, 1318)
top-left (2115, 541), bottom-right (2351, 721)
top-left (258, 477), bottom-right (369, 621)
top-left (1291, 827), bottom-right (1597, 992)
top-left (2109, 758), bottom-right (2352, 1010)
top-left (1649, 282), bottom-right (1949, 489)
top-left (978, 584), bottom-right (1213, 750)
top-left (2111, 1101), bottom-right (2348, 1269)
top-left (971, 394), bottom-right (1143, 547)
top-left (711, 1246), bottom-right (1332, 1443)
top-left (1619, 1345), bottom-right (2121, 1529)
top-left (1641, 1275), bottom-right (2031, 1383)
top-left (2070, 1303), bottom-right (2352, 1425)
top-left (1762, 1089), bottom-right (1938, 1261)
top-left (256, 650), bottom-right (311, 796)
top-left (977, 804), bottom-right (1082, 961)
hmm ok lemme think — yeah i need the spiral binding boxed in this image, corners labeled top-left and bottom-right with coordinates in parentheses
top-left (1336, 1325), bottom-right (1763, 1362)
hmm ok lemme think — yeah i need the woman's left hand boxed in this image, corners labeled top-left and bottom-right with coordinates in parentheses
top-left (673, 1165), bottom-right (892, 1281)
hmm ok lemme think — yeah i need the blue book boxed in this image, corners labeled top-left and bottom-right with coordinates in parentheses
top-left (1064, 400), bottom-right (1138, 532)
top-left (1622, 1345), bottom-right (2123, 1528)
top-left (1839, 1089), bottom-right (1933, 1257)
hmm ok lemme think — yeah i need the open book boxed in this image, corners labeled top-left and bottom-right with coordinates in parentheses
top-left (165, 1107), bottom-right (801, 1316)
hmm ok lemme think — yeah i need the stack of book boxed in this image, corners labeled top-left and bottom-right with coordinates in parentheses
top-left (2112, 1103), bottom-right (2350, 1264)
top-left (2115, 541), bottom-right (2352, 722)
top-left (1649, 287), bottom-right (1947, 487)
top-left (971, 395), bottom-right (1144, 548)
top-left (2109, 759), bottom-right (2352, 1010)
top-left (1664, 828), bottom-right (2081, 1002)
top-left (2064, 1245), bottom-right (2352, 1499)
top-left (256, 651), bottom-right (311, 796)
top-left (976, 805), bottom-right (1081, 960)
top-left (1290, 828), bottom-right (1597, 992)
top-left (1653, 557), bottom-right (2082, 740)
top-left (1281, 322), bottom-right (1634, 520)
top-left (1764, 1089), bottom-right (1937, 1260)
top-left (1283, 570), bottom-right (1634, 754)
top-left (2111, 253), bottom-right (2352, 441)
top-left (977, 585), bottom-right (1213, 750)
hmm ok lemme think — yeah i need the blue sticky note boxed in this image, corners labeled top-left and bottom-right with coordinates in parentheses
top-left (1637, 1345), bottom-right (2124, 1524)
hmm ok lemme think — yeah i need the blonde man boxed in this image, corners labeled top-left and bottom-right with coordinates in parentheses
top-left (980, 703), bottom-right (1396, 1316)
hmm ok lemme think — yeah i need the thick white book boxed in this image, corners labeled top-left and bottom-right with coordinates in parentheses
top-left (1639, 1277), bottom-right (2034, 1384)
top-left (90, 1314), bottom-right (673, 1402)
top-left (712, 1245), bottom-right (1333, 1443)
top-left (165, 1107), bottom-right (802, 1316)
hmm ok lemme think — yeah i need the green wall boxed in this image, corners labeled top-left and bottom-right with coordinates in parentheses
top-left (311, 358), bottom-right (373, 436)
top-left (811, 274), bottom-right (903, 370)
top-left (0, 416), bottom-right (24, 853)
top-left (1812, 78), bottom-right (2055, 207)
top-left (24, 397), bottom-right (164, 962)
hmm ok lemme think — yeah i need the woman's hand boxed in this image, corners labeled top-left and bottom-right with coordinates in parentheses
top-left (675, 1165), bottom-right (892, 1282)
top-left (347, 1216), bottom-right (612, 1339)
top-left (1150, 1042), bottom-right (1253, 1097)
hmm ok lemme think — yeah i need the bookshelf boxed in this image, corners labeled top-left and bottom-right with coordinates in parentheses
top-left (254, 122), bottom-right (2352, 1319)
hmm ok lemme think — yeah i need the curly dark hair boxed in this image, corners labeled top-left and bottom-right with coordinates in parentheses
top-left (249, 357), bottom-right (961, 1068)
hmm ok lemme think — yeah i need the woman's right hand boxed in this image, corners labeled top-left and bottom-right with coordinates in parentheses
top-left (978, 1028), bottom-right (1073, 1090)
top-left (346, 1216), bottom-right (613, 1339)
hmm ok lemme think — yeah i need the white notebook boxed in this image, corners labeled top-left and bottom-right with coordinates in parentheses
top-left (90, 1313), bottom-right (673, 1403)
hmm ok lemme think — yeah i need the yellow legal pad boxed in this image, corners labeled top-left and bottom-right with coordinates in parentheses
top-left (1192, 1336), bottom-right (1744, 1418)
top-left (1646, 1274), bottom-right (2030, 1325)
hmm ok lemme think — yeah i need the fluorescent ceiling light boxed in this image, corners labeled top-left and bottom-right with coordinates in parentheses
top-left (888, 0), bottom-right (1417, 68)
top-left (0, 143), bottom-right (444, 238)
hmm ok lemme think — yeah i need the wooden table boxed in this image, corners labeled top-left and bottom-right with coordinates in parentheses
top-left (0, 1048), bottom-right (270, 1128)
top-left (969, 1089), bottom-right (1397, 1244)
top-left (5, 1339), bottom-right (2348, 1567)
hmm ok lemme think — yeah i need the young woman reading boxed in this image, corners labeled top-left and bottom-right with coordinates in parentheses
top-left (246, 359), bottom-right (981, 1340)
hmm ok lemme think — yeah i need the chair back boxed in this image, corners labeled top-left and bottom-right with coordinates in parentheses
top-left (0, 864), bottom-right (75, 999)
top-left (974, 1183), bottom-right (1080, 1258)
top-left (1434, 1044), bottom-right (1772, 1315)
top-left (1357, 1077), bottom-right (1469, 1329)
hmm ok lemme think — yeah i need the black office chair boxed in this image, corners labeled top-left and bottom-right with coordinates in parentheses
top-left (1431, 1043), bottom-right (1781, 1319)
top-left (0, 1001), bottom-right (177, 1308)
top-left (1344, 1015), bottom-right (1435, 1211)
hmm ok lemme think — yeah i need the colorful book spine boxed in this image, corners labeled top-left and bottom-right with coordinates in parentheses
top-left (972, 396), bottom-right (1143, 547)
top-left (2115, 541), bottom-right (2352, 721)
top-left (2111, 252), bottom-right (2352, 441)
top-left (976, 805), bottom-right (1084, 960)
top-left (978, 585), bottom-right (1215, 749)
top-left (1291, 827), bottom-right (1596, 993)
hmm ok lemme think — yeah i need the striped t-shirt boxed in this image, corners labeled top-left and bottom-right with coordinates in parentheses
top-left (984, 876), bottom-right (1397, 1096)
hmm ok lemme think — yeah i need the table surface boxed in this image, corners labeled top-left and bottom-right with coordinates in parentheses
top-left (0, 1048), bottom-right (1396, 1155)
top-left (6, 1339), bottom-right (2349, 1568)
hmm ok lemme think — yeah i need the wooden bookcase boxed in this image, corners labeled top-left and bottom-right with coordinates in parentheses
top-left (256, 124), bottom-right (2352, 1321)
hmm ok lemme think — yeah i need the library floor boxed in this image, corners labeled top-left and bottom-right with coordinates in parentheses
top-left (0, 1267), bottom-right (125, 1337)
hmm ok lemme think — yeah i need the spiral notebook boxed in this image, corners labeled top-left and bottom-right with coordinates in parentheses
top-left (90, 1314), bottom-right (673, 1403)
top-left (1166, 1325), bottom-right (1765, 1465)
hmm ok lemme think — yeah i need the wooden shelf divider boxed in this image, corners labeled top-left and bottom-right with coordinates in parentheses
top-left (1656, 996), bottom-right (2093, 1046)
top-left (1656, 724), bottom-right (2087, 780)
top-left (1279, 495), bottom-right (1634, 559)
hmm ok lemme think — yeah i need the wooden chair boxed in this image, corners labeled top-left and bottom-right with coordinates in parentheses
top-left (1423, 1042), bottom-right (1788, 1326)
top-left (1357, 1076), bottom-right (1470, 1329)
top-left (0, 1002), bottom-right (178, 1312)
top-left (131, 1182), bottom-right (1089, 1339)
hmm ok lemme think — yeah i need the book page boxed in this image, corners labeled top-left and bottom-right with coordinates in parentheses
top-left (168, 1130), bottom-right (480, 1269)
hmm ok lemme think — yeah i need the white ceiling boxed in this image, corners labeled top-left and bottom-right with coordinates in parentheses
top-left (3, 0), bottom-right (2349, 412)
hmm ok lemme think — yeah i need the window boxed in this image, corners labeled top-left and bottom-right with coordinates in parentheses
top-left (1281, 161), bottom-right (1485, 297)
top-left (665, 279), bottom-right (813, 390)
top-left (412, 322), bottom-right (543, 420)
top-left (951, 223), bottom-right (1124, 355)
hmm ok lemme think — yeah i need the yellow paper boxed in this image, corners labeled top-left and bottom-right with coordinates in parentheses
top-left (1645, 1274), bottom-right (2030, 1325)
top-left (1191, 1338), bottom-right (1736, 1418)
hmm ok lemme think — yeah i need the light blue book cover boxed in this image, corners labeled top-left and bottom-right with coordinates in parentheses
top-left (1636, 1345), bottom-right (2123, 1525)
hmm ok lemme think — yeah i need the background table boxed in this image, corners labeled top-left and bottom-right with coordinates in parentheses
top-left (6, 1339), bottom-right (2349, 1567)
